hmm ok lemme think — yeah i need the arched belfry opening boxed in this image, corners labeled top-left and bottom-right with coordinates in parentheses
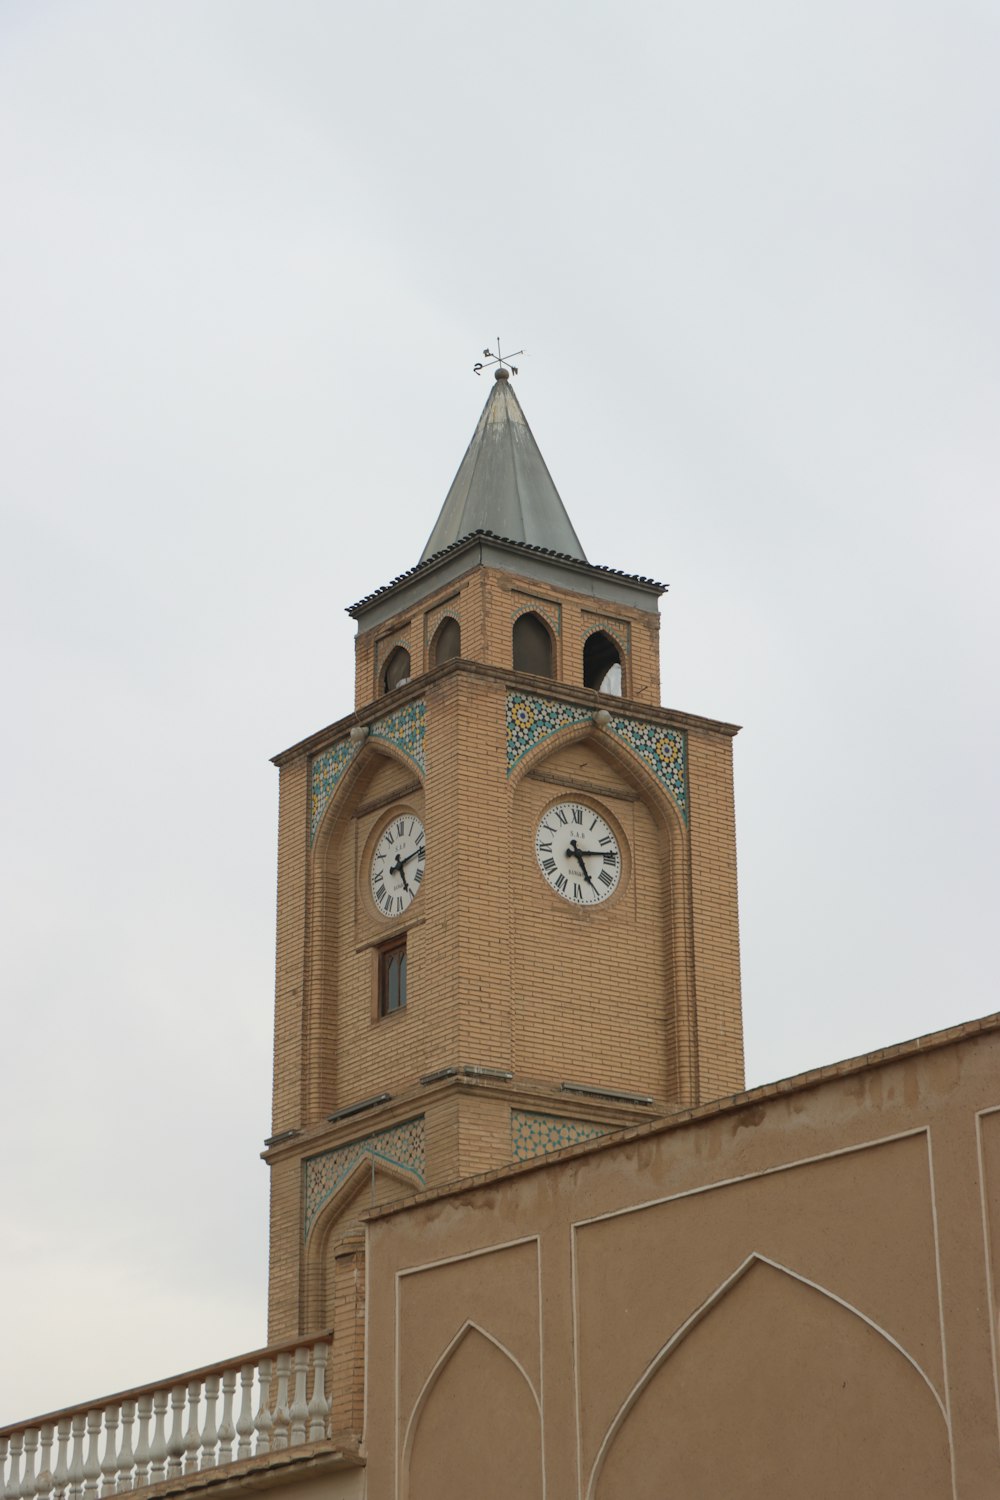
top-left (584, 631), bottom-right (622, 695)
top-left (513, 612), bottom-right (553, 678)
top-left (382, 645), bottom-right (411, 694)
top-left (431, 616), bottom-right (461, 666)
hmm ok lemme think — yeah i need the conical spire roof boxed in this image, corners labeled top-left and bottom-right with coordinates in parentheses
top-left (419, 370), bottom-right (587, 563)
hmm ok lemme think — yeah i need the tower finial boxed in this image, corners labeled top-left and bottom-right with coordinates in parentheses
top-left (473, 337), bottom-right (523, 378)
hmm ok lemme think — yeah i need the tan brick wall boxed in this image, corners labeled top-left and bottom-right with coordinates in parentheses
top-left (354, 563), bottom-right (661, 713)
top-left (686, 728), bottom-right (744, 1099)
top-left (268, 561), bottom-right (743, 1342)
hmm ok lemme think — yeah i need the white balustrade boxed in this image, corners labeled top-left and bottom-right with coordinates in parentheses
top-left (0, 1337), bottom-right (332, 1500)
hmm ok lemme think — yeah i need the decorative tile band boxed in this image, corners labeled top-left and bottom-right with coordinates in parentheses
top-left (512, 597), bottom-right (561, 636)
top-left (310, 700), bottom-right (426, 843)
top-left (505, 692), bottom-right (688, 821)
top-left (425, 602), bottom-right (461, 646)
top-left (507, 693), bottom-right (592, 772)
top-left (511, 1110), bottom-right (612, 1161)
top-left (608, 715), bottom-right (686, 821)
top-left (376, 633), bottom-right (411, 671)
top-left (370, 698), bottom-right (426, 776)
top-left (583, 616), bottom-right (631, 655)
top-left (304, 1116), bottom-right (425, 1239)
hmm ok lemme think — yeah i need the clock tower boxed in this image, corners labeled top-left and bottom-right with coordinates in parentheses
top-left (264, 370), bottom-right (744, 1374)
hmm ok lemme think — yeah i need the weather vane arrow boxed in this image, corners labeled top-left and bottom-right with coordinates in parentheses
top-left (474, 338), bottom-right (524, 377)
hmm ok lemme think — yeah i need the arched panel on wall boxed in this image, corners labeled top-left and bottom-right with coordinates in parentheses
top-left (307, 740), bottom-right (425, 1120)
top-left (430, 614), bottom-right (461, 665)
top-left (303, 1155), bottom-right (424, 1332)
top-left (513, 611), bottom-right (554, 678)
top-left (590, 1255), bottom-right (950, 1500)
top-left (509, 720), bottom-right (695, 1104)
top-left (404, 1324), bottom-right (542, 1500)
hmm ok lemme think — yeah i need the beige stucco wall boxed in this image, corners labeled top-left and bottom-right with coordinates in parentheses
top-left (363, 1016), bottom-right (1000, 1500)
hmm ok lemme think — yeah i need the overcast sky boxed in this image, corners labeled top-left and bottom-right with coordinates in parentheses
top-left (2, 0), bottom-right (997, 1422)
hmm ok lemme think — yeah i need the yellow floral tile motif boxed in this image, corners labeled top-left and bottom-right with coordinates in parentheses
top-left (310, 700), bottom-right (426, 843)
top-left (505, 692), bottom-right (687, 821)
top-left (511, 1110), bottom-right (612, 1161)
top-left (304, 1116), bottom-right (425, 1239)
top-left (506, 693), bottom-right (592, 771)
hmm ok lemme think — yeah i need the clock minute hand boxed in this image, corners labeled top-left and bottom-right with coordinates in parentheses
top-left (398, 846), bottom-right (425, 867)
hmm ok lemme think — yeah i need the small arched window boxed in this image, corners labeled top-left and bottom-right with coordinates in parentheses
top-left (432, 616), bottom-right (461, 666)
top-left (512, 612), bottom-right (553, 678)
top-left (382, 646), bottom-right (411, 694)
top-left (583, 631), bottom-right (622, 695)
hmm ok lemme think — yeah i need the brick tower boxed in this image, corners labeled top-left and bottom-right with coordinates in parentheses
top-left (264, 370), bottom-right (744, 1368)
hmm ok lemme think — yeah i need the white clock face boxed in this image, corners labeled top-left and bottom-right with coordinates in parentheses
top-left (535, 802), bottom-right (621, 906)
top-left (370, 812), bottom-right (426, 920)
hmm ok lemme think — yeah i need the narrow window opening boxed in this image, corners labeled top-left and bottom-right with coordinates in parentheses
top-left (379, 938), bottom-right (407, 1017)
top-left (512, 612), bottom-right (553, 677)
top-left (382, 646), bottom-right (411, 694)
top-left (583, 631), bottom-right (622, 696)
top-left (432, 617), bottom-right (461, 665)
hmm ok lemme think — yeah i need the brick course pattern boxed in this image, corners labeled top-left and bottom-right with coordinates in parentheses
top-left (268, 554), bottom-right (743, 1343)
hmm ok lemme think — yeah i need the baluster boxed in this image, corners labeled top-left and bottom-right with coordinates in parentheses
top-left (1, 1434), bottom-right (10, 1500)
top-left (36, 1423), bottom-right (55, 1500)
top-left (165, 1388), bottom-right (185, 1481)
top-left (200, 1377), bottom-right (219, 1471)
top-left (116, 1405), bottom-right (134, 1495)
top-left (251, 1362), bottom-right (273, 1457)
top-left (288, 1350), bottom-right (309, 1448)
top-left (235, 1366), bottom-right (255, 1461)
top-left (100, 1407), bottom-right (119, 1497)
top-left (148, 1392), bottom-right (168, 1486)
top-left (216, 1371), bottom-right (236, 1467)
top-left (67, 1413), bottom-right (86, 1500)
top-left (271, 1354), bottom-right (290, 1452)
top-left (132, 1398), bottom-right (151, 1492)
top-left (52, 1420), bottom-right (70, 1500)
top-left (8, 1431), bottom-right (23, 1500)
top-left (22, 1429), bottom-right (39, 1500)
top-left (307, 1343), bottom-right (330, 1442)
top-left (82, 1413), bottom-right (101, 1500)
top-left (182, 1381), bottom-right (201, 1476)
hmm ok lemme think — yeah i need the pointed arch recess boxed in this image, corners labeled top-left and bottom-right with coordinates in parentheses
top-left (311, 729), bottom-right (424, 859)
top-left (508, 711), bottom-right (697, 1102)
top-left (586, 1253), bottom-right (948, 1500)
top-left (401, 1321), bottom-right (542, 1500)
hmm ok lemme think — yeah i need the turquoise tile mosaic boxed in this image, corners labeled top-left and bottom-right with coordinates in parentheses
top-left (310, 740), bottom-right (359, 843)
top-left (370, 699), bottom-right (426, 775)
top-left (506, 693), bottom-right (592, 772)
top-left (608, 715), bottom-right (687, 822)
top-left (304, 1116), bottom-right (425, 1239)
top-left (310, 700), bottom-right (426, 844)
top-left (505, 692), bottom-right (688, 821)
top-left (511, 1110), bottom-right (612, 1161)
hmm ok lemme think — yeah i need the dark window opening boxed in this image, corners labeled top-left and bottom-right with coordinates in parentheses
top-left (379, 938), bottom-right (407, 1017)
top-left (382, 646), bottom-right (411, 694)
top-left (432, 617), bottom-right (461, 665)
top-left (583, 631), bottom-right (622, 696)
top-left (512, 612), bottom-right (553, 677)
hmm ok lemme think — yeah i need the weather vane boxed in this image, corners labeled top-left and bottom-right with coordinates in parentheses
top-left (474, 338), bottom-right (524, 377)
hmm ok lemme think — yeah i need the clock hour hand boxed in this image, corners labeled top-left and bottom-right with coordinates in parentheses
top-left (388, 854), bottom-right (411, 892)
top-left (567, 839), bottom-right (596, 886)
